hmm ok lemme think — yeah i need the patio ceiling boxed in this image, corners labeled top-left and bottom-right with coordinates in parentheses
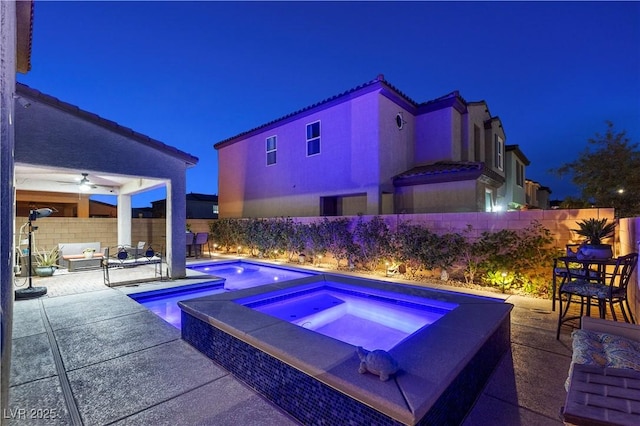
top-left (15, 163), bottom-right (165, 197)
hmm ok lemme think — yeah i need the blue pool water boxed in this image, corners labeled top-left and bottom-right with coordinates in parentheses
top-left (188, 261), bottom-right (313, 290)
top-left (236, 282), bottom-right (458, 351)
top-left (131, 261), bottom-right (315, 328)
top-left (131, 283), bottom-right (226, 328)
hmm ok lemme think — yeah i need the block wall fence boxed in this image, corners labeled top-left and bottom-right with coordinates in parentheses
top-left (14, 208), bottom-right (640, 315)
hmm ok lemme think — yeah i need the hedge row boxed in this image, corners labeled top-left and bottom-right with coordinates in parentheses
top-left (209, 216), bottom-right (556, 296)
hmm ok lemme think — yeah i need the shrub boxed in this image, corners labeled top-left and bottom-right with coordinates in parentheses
top-left (353, 216), bottom-right (393, 271)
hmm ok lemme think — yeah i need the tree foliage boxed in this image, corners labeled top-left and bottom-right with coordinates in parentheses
top-left (554, 121), bottom-right (640, 217)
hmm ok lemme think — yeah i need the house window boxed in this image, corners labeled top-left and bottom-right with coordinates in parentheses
top-left (516, 161), bottom-right (524, 187)
top-left (494, 135), bottom-right (504, 171)
top-left (306, 121), bottom-right (320, 156)
top-left (266, 135), bottom-right (277, 165)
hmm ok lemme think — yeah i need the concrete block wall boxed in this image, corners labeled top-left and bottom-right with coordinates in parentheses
top-left (16, 209), bottom-right (617, 254)
top-left (15, 217), bottom-right (120, 253)
top-left (14, 217), bottom-right (215, 254)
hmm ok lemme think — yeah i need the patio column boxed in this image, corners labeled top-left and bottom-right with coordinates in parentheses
top-left (166, 179), bottom-right (187, 278)
top-left (117, 194), bottom-right (132, 246)
top-left (0, 0), bottom-right (17, 412)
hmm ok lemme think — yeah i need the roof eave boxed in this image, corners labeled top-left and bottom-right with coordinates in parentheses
top-left (16, 0), bottom-right (34, 73)
top-left (16, 83), bottom-right (199, 166)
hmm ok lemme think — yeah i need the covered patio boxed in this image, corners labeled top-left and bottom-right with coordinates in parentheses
top-left (13, 83), bottom-right (199, 279)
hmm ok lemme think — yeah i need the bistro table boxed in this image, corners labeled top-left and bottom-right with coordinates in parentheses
top-left (555, 255), bottom-right (620, 338)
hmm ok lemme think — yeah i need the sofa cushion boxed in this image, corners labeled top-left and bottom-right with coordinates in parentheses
top-left (572, 329), bottom-right (640, 370)
top-left (566, 329), bottom-right (640, 390)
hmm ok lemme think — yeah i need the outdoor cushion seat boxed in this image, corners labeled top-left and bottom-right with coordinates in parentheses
top-left (560, 280), bottom-right (610, 299)
top-left (62, 253), bottom-right (104, 260)
top-left (566, 328), bottom-right (640, 391)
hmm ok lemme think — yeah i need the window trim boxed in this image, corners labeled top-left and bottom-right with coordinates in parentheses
top-left (306, 120), bottom-right (321, 157)
top-left (266, 135), bottom-right (277, 166)
top-left (516, 160), bottom-right (524, 187)
top-left (495, 135), bottom-right (504, 171)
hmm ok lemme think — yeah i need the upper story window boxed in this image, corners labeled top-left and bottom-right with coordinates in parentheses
top-left (494, 135), bottom-right (504, 171)
top-left (306, 121), bottom-right (321, 156)
top-left (266, 135), bottom-right (277, 165)
top-left (516, 160), bottom-right (524, 187)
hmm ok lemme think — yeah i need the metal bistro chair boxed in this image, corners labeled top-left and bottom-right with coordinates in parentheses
top-left (557, 253), bottom-right (639, 339)
top-left (596, 252), bottom-right (638, 323)
top-left (193, 232), bottom-right (210, 258)
top-left (186, 232), bottom-right (195, 257)
top-left (551, 244), bottom-right (584, 311)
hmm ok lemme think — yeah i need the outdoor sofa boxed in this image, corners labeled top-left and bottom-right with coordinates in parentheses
top-left (57, 242), bottom-right (103, 272)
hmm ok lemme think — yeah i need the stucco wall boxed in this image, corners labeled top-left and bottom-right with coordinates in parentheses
top-left (394, 180), bottom-right (480, 213)
top-left (218, 89), bottom-right (386, 218)
top-left (415, 108), bottom-right (452, 164)
top-left (1, 0), bottom-right (17, 412)
top-left (377, 95), bottom-right (414, 192)
top-left (466, 104), bottom-right (489, 162)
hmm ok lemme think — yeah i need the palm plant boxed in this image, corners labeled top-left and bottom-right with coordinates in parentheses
top-left (572, 218), bottom-right (616, 245)
top-left (35, 246), bottom-right (60, 267)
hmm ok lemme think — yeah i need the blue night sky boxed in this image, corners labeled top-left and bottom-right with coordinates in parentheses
top-left (18, 1), bottom-right (640, 207)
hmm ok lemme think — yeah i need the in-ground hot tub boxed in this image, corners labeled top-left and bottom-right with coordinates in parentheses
top-left (180, 274), bottom-right (512, 425)
top-left (236, 282), bottom-right (458, 351)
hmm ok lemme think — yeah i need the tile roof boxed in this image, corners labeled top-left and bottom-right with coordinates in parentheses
top-left (16, 83), bottom-right (199, 165)
top-left (214, 75), bottom-right (473, 149)
top-left (393, 161), bottom-right (505, 187)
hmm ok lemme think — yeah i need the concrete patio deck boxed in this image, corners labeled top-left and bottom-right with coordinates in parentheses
top-left (7, 263), bottom-right (575, 425)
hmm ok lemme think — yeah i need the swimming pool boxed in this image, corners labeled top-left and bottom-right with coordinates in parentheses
top-left (188, 261), bottom-right (314, 290)
top-left (130, 260), bottom-right (316, 328)
top-left (130, 282), bottom-right (226, 328)
top-left (236, 282), bottom-right (458, 351)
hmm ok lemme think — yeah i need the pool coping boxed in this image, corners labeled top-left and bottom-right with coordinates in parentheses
top-left (179, 273), bottom-right (513, 425)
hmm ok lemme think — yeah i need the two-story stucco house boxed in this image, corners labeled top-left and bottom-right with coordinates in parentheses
top-left (215, 75), bottom-right (527, 218)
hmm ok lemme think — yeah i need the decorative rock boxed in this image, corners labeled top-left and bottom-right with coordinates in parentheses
top-left (357, 346), bottom-right (399, 381)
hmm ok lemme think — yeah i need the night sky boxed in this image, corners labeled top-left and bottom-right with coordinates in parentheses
top-left (17, 1), bottom-right (640, 207)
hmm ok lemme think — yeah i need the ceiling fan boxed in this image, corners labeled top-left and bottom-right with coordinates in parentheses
top-left (77, 173), bottom-right (97, 191)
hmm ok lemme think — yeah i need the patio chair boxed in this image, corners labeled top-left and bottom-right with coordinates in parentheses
top-left (186, 232), bottom-right (195, 257)
top-left (557, 253), bottom-right (638, 339)
top-left (193, 232), bottom-right (210, 258)
top-left (597, 252), bottom-right (638, 323)
top-left (552, 244), bottom-right (583, 311)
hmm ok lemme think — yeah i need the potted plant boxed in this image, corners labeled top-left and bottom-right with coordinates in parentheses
top-left (34, 246), bottom-right (59, 277)
top-left (572, 218), bottom-right (616, 259)
top-left (83, 247), bottom-right (96, 259)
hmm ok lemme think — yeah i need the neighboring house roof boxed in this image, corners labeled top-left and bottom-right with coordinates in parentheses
top-left (16, 83), bottom-right (199, 166)
top-left (152, 193), bottom-right (219, 204)
top-left (16, 0), bottom-right (34, 73)
top-left (393, 162), bottom-right (505, 187)
top-left (186, 193), bottom-right (219, 202)
top-left (90, 199), bottom-right (115, 208)
top-left (506, 144), bottom-right (531, 165)
top-left (214, 74), bottom-right (477, 150)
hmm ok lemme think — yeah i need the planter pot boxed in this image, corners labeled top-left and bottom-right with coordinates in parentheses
top-left (577, 244), bottom-right (613, 260)
top-left (84, 252), bottom-right (94, 259)
top-left (35, 266), bottom-right (56, 277)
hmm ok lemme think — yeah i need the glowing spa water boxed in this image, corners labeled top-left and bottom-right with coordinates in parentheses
top-left (132, 261), bottom-right (315, 328)
top-left (235, 282), bottom-right (458, 351)
top-left (188, 261), bottom-right (313, 291)
top-left (131, 283), bottom-right (226, 328)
